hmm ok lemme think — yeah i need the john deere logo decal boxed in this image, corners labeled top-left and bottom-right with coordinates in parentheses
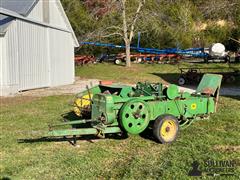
top-left (191, 103), bottom-right (197, 110)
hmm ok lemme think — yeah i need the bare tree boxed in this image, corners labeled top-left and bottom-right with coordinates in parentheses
top-left (98, 0), bottom-right (145, 67)
top-left (120, 0), bottom-right (145, 67)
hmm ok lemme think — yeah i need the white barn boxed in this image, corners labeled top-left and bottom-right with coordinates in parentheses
top-left (0, 0), bottom-right (79, 96)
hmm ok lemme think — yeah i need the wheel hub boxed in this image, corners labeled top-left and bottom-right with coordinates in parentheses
top-left (160, 119), bottom-right (177, 142)
top-left (165, 126), bottom-right (170, 132)
top-left (133, 112), bottom-right (141, 119)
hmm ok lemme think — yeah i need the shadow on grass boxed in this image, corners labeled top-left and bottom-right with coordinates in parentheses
top-left (151, 72), bottom-right (198, 88)
top-left (61, 111), bottom-right (80, 121)
top-left (1, 177), bottom-right (11, 180)
top-left (139, 122), bottom-right (160, 143)
top-left (151, 72), bottom-right (181, 84)
top-left (61, 111), bottom-right (91, 129)
top-left (151, 72), bottom-right (240, 87)
top-left (18, 133), bottom-right (129, 146)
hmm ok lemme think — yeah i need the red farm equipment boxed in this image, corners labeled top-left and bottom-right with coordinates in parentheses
top-left (75, 55), bottom-right (96, 66)
top-left (114, 53), bottom-right (182, 64)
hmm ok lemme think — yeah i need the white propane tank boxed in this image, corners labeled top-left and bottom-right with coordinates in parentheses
top-left (209, 43), bottom-right (226, 56)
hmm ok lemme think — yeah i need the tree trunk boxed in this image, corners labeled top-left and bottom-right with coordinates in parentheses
top-left (125, 41), bottom-right (131, 67)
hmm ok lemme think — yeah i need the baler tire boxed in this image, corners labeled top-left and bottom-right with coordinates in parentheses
top-left (224, 55), bottom-right (230, 63)
top-left (115, 59), bottom-right (122, 65)
top-left (178, 77), bottom-right (186, 85)
top-left (204, 57), bottom-right (209, 63)
top-left (153, 114), bottom-right (179, 144)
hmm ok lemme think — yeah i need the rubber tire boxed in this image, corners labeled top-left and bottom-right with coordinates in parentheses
top-left (178, 77), bottom-right (186, 85)
top-left (137, 58), bottom-right (142, 63)
top-left (204, 57), bottom-right (209, 63)
top-left (225, 55), bottom-right (230, 63)
top-left (153, 114), bottom-right (179, 144)
top-left (114, 59), bottom-right (122, 65)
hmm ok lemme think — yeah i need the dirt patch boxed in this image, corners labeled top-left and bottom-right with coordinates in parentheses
top-left (213, 145), bottom-right (240, 153)
top-left (15, 77), bottom-right (99, 97)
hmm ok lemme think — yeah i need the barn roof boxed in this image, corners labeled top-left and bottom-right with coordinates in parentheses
top-left (0, 14), bottom-right (15, 34)
top-left (1, 0), bottom-right (38, 16)
top-left (0, 0), bottom-right (38, 35)
top-left (0, 0), bottom-right (79, 46)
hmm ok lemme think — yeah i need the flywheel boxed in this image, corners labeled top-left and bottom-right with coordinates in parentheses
top-left (120, 99), bottom-right (150, 134)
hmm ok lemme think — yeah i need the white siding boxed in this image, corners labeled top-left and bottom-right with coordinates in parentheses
top-left (17, 20), bottom-right (50, 91)
top-left (49, 0), bottom-right (68, 29)
top-left (0, 20), bottom-right (19, 95)
top-left (0, 36), bottom-right (5, 92)
top-left (0, 0), bottom-right (77, 96)
top-left (0, 36), bottom-right (7, 87)
top-left (6, 20), bottom-right (19, 88)
top-left (49, 28), bottom-right (74, 86)
top-left (27, 0), bottom-right (43, 22)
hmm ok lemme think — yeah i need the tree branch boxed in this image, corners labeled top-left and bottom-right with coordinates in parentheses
top-left (120, 0), bottom-right (129, 43)
top-left (100, 32), bottom-right (123, 38)
top-left (129, 0), bottom-right (145, 41)
top-left (104, 25), bottom-right (123, 31)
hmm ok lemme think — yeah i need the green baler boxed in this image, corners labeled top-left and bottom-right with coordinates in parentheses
top-left (47, 74), bottom-right (222, 143)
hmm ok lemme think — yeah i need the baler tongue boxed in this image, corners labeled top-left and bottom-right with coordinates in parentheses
top-left (196, 74), bottom-right (222, 96)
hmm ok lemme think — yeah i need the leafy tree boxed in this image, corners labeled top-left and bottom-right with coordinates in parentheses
top-left (61, 0), bottom-right (240, 56)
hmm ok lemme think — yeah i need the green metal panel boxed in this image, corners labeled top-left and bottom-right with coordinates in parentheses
top-left (166, 84), bottom-right (180, 100)
top-left (46, 127), bottom-right (121, 137)
top-left (207, 97), bottom-right (215, 113)
top-left (147, 96), bottom-right (215, 120)
top-left (92, 94), bottom-right (116, 124)
top-left (196, 74), bottom-right (222, 95)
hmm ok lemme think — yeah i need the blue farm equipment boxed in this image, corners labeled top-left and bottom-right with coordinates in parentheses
top-left (80, 41), bottom-right (208, 64)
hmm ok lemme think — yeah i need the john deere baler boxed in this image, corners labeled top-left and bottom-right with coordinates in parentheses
top-left (46, 74), bottom-right (222, 143)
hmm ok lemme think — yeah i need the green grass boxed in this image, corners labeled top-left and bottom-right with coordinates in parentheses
top-left (1, 63), bottom-right (240, 179)
top-left (75, 62), bottom-right (240, 86)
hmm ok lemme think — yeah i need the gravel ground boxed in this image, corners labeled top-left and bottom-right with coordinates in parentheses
top-left (3, 77), bottom-right (240, 97)
top-left (14, 77), bottom-right (99, 97)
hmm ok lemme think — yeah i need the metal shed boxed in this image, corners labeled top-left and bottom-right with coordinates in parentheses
top-left (0, 0), bottom-right (79, 96)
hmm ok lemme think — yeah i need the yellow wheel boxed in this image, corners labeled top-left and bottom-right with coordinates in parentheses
top-left (153, 114), bottom-right (179, 143)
